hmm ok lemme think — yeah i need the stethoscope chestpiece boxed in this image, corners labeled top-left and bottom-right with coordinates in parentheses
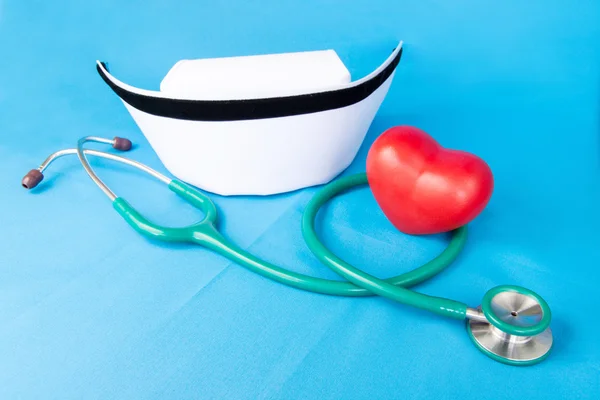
top-left (467, 285), bottom-right (553, 366)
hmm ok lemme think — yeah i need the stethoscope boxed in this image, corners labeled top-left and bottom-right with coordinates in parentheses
top-left (22, 135), bottom-right (554, 366)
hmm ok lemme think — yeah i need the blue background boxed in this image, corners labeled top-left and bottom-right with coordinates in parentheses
top-left (1, 0), bottom-right (599, 398)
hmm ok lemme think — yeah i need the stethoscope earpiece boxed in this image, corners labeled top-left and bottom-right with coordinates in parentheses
top-left (112, 137), bottom-right (132, 151)
top-left (22, 169), bottom-right (44, 189)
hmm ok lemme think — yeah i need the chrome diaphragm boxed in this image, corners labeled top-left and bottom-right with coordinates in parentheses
top-left (467, 285), bottom-right (553, 365)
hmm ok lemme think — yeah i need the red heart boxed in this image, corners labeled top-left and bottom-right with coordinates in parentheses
top-left (366, 126), bottom-right (494, 235)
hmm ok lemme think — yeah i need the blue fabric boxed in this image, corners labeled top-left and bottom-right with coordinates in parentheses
top-left (1, 1), bottom-right (599, 398)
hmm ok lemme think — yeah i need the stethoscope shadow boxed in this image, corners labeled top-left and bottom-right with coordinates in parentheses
top-left (547, 316), bottom-right (570, 361)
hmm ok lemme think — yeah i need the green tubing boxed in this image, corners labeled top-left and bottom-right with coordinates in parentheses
top-left (112, 175), bottom-right (468, 311)
top-left (113, 180), bottom-right (220, 242)
top-left (301, 173), bottom-right (468, 319)
top-left (113, 197), bottom-right (215, 242)
top-left (168, 180), bottom-right (219, 225)
top-left (481, 285), bottom-right (552, 336)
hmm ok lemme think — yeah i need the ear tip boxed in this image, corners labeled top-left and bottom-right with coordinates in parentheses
top-left (113, 137), bottom-right (132, 151)
top-left (22, 169), bottom-right (44, 189)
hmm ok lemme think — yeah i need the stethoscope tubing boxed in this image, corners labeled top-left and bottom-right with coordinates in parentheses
top-left (22, 135), bottom-right (556, 366)
top-left (301, 173), bottom-right (469, 319)
top-left (37, 138), bottom-right (468, 305)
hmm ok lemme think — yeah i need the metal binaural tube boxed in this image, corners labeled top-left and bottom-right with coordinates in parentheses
top-left (76, 136), bottom-right (120, 200)
top-left (23, 147), bottom-right (171, 191)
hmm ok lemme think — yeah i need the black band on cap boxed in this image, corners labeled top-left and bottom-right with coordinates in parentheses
top-left (97, 47), bottom-right (402, 122)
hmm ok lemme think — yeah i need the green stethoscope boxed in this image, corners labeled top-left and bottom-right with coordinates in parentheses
top-left (23, 136), bottom-right (554, 366)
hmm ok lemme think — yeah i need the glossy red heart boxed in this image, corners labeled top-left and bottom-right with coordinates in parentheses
top-left (366, 126), bottom-right (494, 235)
